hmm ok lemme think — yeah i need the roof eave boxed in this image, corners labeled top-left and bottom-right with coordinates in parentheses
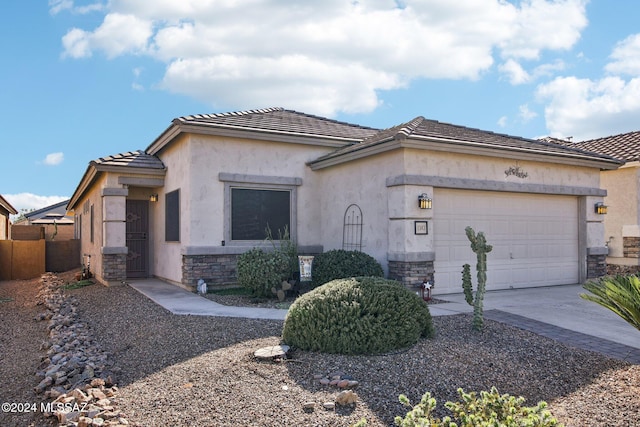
top-left (68, 164), bottom-right (98, 210)
top-left (0, 195), bottom-right (18, 215)
top-left (68, 162), bottom-right (167, 210)
top-left (309, 136), bottom-right (623, 171)
top-left (147, 121), bottom-right (364, 155)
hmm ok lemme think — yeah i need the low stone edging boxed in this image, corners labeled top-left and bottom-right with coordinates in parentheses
top-left (34, 273), bottom-right (129, 426)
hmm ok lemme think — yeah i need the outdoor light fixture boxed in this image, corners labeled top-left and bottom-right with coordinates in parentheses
top-left (149, 194), bottom-right (159, 203)
top-left (418, 193), bottom-right (432, 209)
top-left (594, 202), bottom-right (607, 215)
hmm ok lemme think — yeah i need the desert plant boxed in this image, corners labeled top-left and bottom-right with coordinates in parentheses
top-left (265, 224), bottom-right (299, 281)
top-left (394, 387), bottom-right (562, 427)
top-left (311, 249), bottom-right (384, 287)
top-left (581, 274), bottom-right (640, 331)
top-left (462, 263), bottom-right (473, 305)
top-left (462, 226), bottom-right (493, 331)
top-left (282, 276), bottom-right (434, 354)
top-left (236, 248), bottom-right (289, 298)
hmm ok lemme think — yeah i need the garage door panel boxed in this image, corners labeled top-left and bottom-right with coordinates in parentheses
top-left (434, 189), bottom-right (579, 294)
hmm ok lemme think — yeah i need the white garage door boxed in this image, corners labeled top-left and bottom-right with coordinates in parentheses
top-left (434, 189), bottom-right (579, 294)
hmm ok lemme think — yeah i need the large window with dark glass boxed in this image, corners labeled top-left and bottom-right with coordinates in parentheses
top-left (231, 188), bottom-right (290, 240)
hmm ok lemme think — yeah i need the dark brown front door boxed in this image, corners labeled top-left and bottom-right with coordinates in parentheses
top-left (126, 200), bottom-right (149, 278)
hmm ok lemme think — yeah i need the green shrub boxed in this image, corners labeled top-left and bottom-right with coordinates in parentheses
top-left (581, 274), bottom-right (640, 331)
top-left (236, 248), bottom-right (289, 298)
top-left (311, 249), bottom-right (384, 287)
top-left (282, 276), bottom-right (434, 354)
top-left (265, 225), bottom-right (299, 281)
top-left (394, 387), bottom-right (562, 427)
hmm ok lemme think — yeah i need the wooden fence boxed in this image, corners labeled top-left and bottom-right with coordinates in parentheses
top-left (0, 239), bottom-right (80, 280)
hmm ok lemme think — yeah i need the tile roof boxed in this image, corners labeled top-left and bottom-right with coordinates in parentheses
top-left (312, 117), bottom-right (621, 165)
top-left (92, 150), bottom-right (165, 170)
top-left (554, 131), bottom-right (640, 162)
top-left (24, 199), bottom-right (70, 219)
top-left (173, 107), bottom-right (379, 142)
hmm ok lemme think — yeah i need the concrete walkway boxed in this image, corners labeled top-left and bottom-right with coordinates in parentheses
top-left (128, 279), bottom-right (288, 320)
top-left (128, 279), bottom-right (640, 363)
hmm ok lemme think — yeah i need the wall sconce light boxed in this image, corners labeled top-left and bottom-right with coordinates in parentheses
top-left (418, 193), bottom-right (432, 209)
top-left (149, 194), bottom-right (159, 203)
top-left (594, 202), bottom-right (607, 215)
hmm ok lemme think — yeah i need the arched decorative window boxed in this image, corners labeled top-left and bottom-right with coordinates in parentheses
top-left (342, 204), bottom-right (363, 251)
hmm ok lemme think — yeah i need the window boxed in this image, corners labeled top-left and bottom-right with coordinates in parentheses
top-left (90, 205), bottom-right (94, 243)
top-left (220, 173), bottom-right (301, 244)
top-left (231, 188), bottom-right (290, 240)
top-left (165, 189), bottom-right (180, 241)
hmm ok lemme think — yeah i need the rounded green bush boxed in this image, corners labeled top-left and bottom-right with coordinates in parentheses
top-left (236, 248), bottom-right (289, 298)
top-left (282, 277), bottom-right (434, 354)
top-left (311, 249), bottom-right (384, 287)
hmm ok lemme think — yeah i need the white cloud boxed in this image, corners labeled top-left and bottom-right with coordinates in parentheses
top-left (49, 0), bottom-right (104, 15)
top-left (499, 59), bottom-right (531, 84)
top-left (537, 76), bottom-right (640, 140)
top-left (4, 194), bottom-right (69, 218)
top-left (62, 13), bottom-right (153, 59)
top-left (535, 30), bottom-right (640, 140)
top-left (499, 59), bottom-right (565, 85)
top-left (499, 0), bottom-right (588, 60)
top-left (43, 152), bottom-right (65, 166)
top-left (49, 0), bottom-right (73, 15)
top-left (56, 0), bottom-right (590, 117)
top-left (605, 34), bottom-right (640, 76)
top-left (497, 116), bottom-right (508, 127)
top-left (518, 104), bottom-right (537, 122)
top-left (62, 28), bottom-right (92, 58)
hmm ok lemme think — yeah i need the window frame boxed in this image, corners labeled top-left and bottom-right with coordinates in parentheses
top-left (221, 174), bottom-right (300, 247)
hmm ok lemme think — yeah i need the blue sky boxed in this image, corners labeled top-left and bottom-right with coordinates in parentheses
top-left (3, 0), bottom-right (640, 214)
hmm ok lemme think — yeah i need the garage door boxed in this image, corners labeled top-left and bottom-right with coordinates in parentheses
top-left (433, 189), bottom-right (579, 294)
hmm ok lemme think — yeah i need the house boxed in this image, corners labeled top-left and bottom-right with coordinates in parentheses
top-left (13, 199), bottom-right (72, 225)
top-left (12, 199), bottom-right (75, 241)
top-left (547, 131), bottom-right (640, 273)
top-left (67, 108), bottom-right (621, 294)
top-left (0, 195), bottom-right (18, 240)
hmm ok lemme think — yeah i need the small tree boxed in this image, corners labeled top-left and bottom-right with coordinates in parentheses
top-left (581, 274), bottom-right (640, 331)
top-left (461, 226), bottom-right (492, 331)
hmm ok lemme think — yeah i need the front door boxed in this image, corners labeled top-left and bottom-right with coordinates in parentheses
top-left (126, 200), bottom-right (149, 278)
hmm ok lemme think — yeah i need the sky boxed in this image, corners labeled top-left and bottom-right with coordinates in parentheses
top-left (2, 0), bottom-right (640, 215)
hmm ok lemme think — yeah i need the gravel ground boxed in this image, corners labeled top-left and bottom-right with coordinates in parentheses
top-left (1, 273), bottom-right (639, 426)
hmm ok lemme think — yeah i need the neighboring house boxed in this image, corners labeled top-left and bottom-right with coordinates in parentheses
top-left (12, 199), bottom-right (75, 241)
top-left (546, 131), bottom-right (640, 272)
top-left (67, 108), bottom-right (621, 293)
top-left (0, 195), bottom-right (18, 240)
top-left (14, 199), bottom-right (72, 224)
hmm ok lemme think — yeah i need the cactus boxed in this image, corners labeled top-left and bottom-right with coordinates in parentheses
top-left (462, 263), bottom-right (473, 305)
top-left (462, 226), bottom-right (493, 331)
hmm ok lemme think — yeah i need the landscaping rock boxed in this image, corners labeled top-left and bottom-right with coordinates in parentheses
top-left (335, 389), bottom-right (358, 406)
top-left (34, 273), bottom-right (128, 426)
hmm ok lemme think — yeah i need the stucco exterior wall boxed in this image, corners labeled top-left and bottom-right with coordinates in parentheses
top-left (315, 147), bottom-right (607, 282)
top-left (0, 212), bottom-right (9, 240)
top-left (601, 164), bottom-right (640, 262)
top-left (314, 150), bottom-right (405, 273)
top-left (151, 133), bottom-right (334, 286)
top-left (75, 174), bottom-right (106, 283)
top-left (150, 135), bottom-right (190, 284)
top-left (403, 149), bottom-right (600, 188)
